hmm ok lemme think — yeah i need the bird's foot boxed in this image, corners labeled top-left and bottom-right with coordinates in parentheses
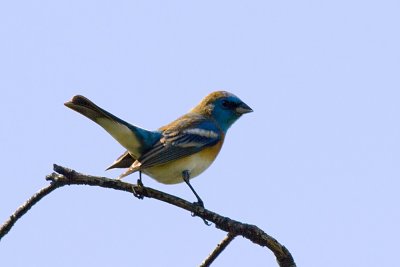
top-left (132, 179), bottom-right (146, 200)
top-left (190, 201), bottom-right (211, 226)
top-left (193, 200), bottom-right (204, 208)
top-left (201, 218), bottom-right (212, 226)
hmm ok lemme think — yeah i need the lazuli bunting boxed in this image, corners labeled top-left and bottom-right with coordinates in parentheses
top-left (65, 91), bottom-right (252, 206)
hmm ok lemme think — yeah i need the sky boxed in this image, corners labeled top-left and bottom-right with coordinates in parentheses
top-left (0, 1), bottom-right (399, 266)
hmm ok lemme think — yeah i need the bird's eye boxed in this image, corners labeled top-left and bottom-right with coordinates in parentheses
top-left (222, 100), bottom-right (230, 108)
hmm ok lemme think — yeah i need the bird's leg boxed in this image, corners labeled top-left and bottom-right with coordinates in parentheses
top-left (182, 170), bottom-right (204, 208)
top-left (132, 171), bottom-right (145, 200)
top-left (182, 170), bottom-right (210, 226)
top-left (138, 171), bottom-right (143, 187)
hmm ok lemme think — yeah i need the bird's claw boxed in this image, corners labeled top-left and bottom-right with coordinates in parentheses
top-left (132, 179), bottom-right (145, 200)
top-left (190, 200), bottom-right (204, 216)
top-left (137, 178), bottom-right (144, 187)
top-left (132, 187), bottom-right (144, 199)
top-left (202, 219), bottom-right (212, 226)
top-left (190, 201), bottom-right (211, 225)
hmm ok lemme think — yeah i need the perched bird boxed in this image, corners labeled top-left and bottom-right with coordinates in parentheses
top-left (65, 91), bottom-right (252, 207)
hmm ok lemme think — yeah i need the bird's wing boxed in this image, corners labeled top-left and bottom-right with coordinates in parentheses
top-left (65, 95), bottom-right (161, 158)
top-left (137, 118), bottom-right (222, 169)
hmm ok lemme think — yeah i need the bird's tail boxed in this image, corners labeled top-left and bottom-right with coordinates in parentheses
top-left (64, 95), bottom-right (160, 159)
top-left (105, 150), bottom-right (135, 170)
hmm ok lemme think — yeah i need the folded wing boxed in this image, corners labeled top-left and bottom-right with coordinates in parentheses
top-left (137, 120), bottom-right (221, 169)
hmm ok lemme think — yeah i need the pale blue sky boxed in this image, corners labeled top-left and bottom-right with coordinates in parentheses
top-left (1, 1), bottom-right (399, 266)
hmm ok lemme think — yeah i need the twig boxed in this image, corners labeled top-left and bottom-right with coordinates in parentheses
top-left (0, 183), bottom-right (61, 240)
top-left (200, 232), bottom-right (236, 267)
top-left (0, 164), bottom-right (296, 267)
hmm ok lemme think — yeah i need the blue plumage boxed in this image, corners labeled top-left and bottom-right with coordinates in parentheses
top-left (65, 91), bottom-right (252, 206)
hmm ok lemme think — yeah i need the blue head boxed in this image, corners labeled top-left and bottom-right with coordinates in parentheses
top-left (192, 91), bottom-right (253, 132)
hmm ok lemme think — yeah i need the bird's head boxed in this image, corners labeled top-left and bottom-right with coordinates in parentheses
top-left (192, 91), bottom-right (253, 132)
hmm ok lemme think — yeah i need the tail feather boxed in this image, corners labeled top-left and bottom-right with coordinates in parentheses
top-left (106, 150), bottom-right (135, 170)
top-left (65, 95), bottom-right (160, 158)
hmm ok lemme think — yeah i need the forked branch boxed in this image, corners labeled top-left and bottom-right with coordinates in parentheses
top-left (0, 164), bottom-right (296, 267)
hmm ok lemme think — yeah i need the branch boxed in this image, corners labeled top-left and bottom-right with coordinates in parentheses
top-left (0, 164), bottom-right (296, 267)
top-left (200, 232), bottom-right (236, 267)
top-left (0, 183), bottom-right (61, 239)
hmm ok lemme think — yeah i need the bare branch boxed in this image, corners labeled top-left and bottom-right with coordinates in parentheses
top-left (0, 183), bottom-right (61, 240)
top-left (0, 164), bottom-right (296, 267)
top-left (200, 232), bottom-right (236, 267)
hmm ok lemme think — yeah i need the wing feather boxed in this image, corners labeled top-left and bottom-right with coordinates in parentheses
top-left (137, 119), bottom-right (221, 169)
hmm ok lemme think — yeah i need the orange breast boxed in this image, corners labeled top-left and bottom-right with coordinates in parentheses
top-left (143, 140), bottom-right (224, 184)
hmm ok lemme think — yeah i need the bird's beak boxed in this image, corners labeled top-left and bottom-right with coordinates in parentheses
top-left (235, 102), bottom-right (253, 114)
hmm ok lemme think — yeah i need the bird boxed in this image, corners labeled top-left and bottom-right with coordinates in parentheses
top-left (64, 91), bottom-right (252, 207)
